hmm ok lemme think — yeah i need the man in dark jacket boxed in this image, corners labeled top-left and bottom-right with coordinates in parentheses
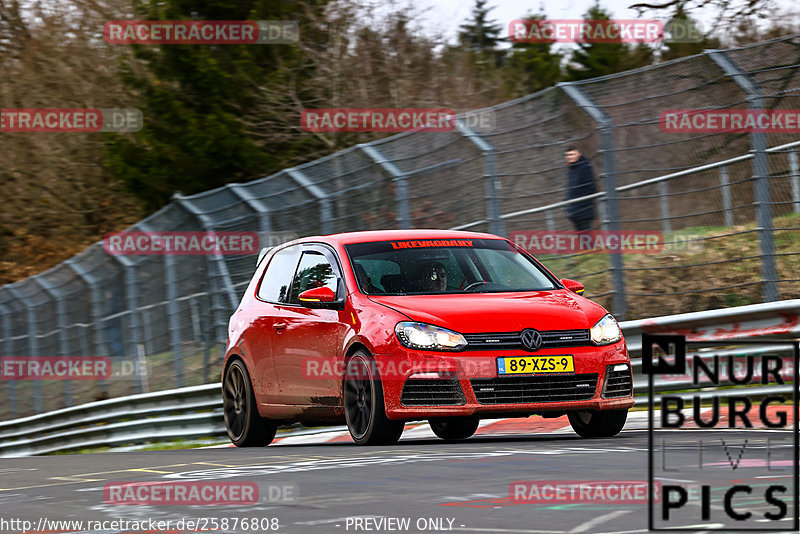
top-left (564, 146), bottom-right (597, 231)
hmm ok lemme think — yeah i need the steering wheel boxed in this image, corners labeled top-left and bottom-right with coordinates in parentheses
top-left (462, 280), bottom-right (488, 292)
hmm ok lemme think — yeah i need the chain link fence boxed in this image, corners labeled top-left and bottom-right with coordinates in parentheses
top-left (2, 35), bottom-right (800, 420)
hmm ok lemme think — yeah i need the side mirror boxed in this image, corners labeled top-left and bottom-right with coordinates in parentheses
top-left (561, 278), bottom-right (585, 295)
top-left (298, 286), bottom-right (337, 306)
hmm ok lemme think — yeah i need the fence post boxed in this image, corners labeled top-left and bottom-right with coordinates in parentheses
top-left (359, 144), bottom-right (411, 229)
top-left (285, 168), bottom-right (334, 234)
top-left (455, 120), bottom-right (504, 236)
top-left (545, 211), bottom-right (556, 231)
top-left (790, 150), bottom-right (800, 214)
top-left (137, 222), bottom-right (184, 388)
top-left (597, 197), bottom-right (607, 230)
top-left (68, 257), bottom-right (121, 393)
top-left (173, 195), bottom-right (243, 374)
top-left (173, 196), bottom-right (240, 313)
top-left (720, 166), bottom-right (734, 226)
top-left (708, 50), bottom-right (778, 302)
top-left (32, 276), bottom-right (72, 407)
top-left (6, 286), bottom-right (42, 413)
top-left (559, 82), bottom-right (627, 319)
top-left (116, 258), bottom-right (142, 369)
top-left (227, 183), bottom-right (274, 234)
top-left (172, 195), bottom-right (240, 363)
top-left (117, 257), bottom-right (145, 393)
top-left (658, 181), bottom-right (671, 235)
top-left (0, 302), bottom-right (17, 417)
top-left (187, 295), bottom-right (210, 383)
top-left (223, 183), bottom-right (276, 375)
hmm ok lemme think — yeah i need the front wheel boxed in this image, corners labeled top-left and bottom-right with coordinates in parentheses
top-left (568, 409), bottom-right (627, 438)
top-left (343, 352), bottom-right (404, 445)
top-left (223, 359), bottom-right (277, 447)
top-left (429, 416), bottom-right (480, 441)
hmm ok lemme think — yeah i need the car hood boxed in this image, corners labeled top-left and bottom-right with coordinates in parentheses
top-left (368, 289), bottom-right (608, 333)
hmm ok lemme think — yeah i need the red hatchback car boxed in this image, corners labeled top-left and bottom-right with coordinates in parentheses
top-left (223, 230), bottom-right (633, 446)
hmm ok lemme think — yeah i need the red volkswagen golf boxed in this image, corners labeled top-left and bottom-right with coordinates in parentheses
top-left (223, 230), bottom-right (633, 446)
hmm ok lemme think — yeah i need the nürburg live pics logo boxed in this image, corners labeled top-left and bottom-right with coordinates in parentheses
top-left (643, 333), bottom-right (799, 531)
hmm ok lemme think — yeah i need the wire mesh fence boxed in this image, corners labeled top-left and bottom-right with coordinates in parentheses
top-left (2, 35), bottom-right (800, 420)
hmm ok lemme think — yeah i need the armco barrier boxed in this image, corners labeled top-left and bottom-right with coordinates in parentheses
top-left (621, 299), bottom-right (800, 354)
top-left (1, 300), bottom-right (798, 457)
top-left (0, 384), bottom-right (224, 456)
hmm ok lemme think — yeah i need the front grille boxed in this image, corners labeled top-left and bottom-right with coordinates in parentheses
top-left (401, 378), bottom-right (466, 406)
top-left (603, 365), bottom-right (633, 398)
top-left (463, 329), bottom-right (591, 351)
top-left (470, 374), bottom-right (598, 404)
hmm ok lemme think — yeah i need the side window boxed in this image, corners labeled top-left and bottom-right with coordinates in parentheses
top-left (257, 246), bottom-right (298, 302)
top-left (289, 252), bottom-right (338, 303)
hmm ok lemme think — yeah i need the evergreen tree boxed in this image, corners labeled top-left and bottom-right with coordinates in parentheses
top-left (503, 10), bottom-right (562, 97)
top-left (565, 3), bottom-right (653, 81)
top-left (628, 42), bottom-right (655, 68)
top-left (458, 0), bottom-right (504, 53)
top-left (104, 0), bottom-right (327, 211)
top-left (660, 4), bottom-right (720, 61)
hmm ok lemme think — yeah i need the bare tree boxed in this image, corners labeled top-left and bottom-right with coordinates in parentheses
top-left (0, 0), bottom-right (140, 283)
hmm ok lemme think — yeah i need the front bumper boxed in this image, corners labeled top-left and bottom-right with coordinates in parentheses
top-left (375, 342), bottom-right (634, 419)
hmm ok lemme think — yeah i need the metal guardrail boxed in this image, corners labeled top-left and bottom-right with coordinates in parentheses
top-left (0, 383), bottom-right (220, 440)
top-left (632, 384), bottom-right (794, 407)
top-left (620, 299), bottom-right (800, 353)
top-left (0, 384), bottom-right (223, 456)
top-left (1, 300), bottom-right (798, 457)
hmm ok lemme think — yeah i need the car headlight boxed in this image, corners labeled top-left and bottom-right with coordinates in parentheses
top-left (590, 314), bottom-right (622, 345)
top-left (395, 322), bottom-right (467, 351)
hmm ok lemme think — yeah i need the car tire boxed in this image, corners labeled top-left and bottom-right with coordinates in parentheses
top-left (568, 409), bottom-right (627, 438)
top-left (429, 416), bottom-right (480, 441)
top-left (223, 359), bottom-right (277, 447)
top-left (343, 351), bottom-right (404, 445)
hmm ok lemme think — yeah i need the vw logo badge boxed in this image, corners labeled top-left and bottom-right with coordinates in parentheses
top-left (520, 328), bottom-right (543, 351)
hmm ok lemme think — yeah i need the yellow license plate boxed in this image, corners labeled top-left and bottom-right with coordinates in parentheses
top-left (497, 355), bottom-right (574, 375)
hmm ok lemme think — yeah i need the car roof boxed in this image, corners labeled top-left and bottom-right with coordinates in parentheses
top-left (291, 229), bottom-right (506, 246)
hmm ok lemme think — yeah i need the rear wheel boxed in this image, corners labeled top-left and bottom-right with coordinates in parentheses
top-left (568, 409), bottom-right (627, 438)
top-left (429, 416), bottom-right (480, 441)
top-left (343, 351), bottom-right (404, 445)
top-left (223, 359), bottom-right (277, 447)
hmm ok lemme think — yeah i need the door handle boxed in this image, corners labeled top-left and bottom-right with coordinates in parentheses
top-left (273, 322), bottom-right (287, 331)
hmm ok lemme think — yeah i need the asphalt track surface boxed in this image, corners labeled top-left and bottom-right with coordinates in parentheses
top-left (1, 423), bottom-right (797, 534)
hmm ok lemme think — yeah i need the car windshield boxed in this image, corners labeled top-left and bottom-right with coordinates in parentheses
top-left (345, 238), bottom-right (559, 295)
